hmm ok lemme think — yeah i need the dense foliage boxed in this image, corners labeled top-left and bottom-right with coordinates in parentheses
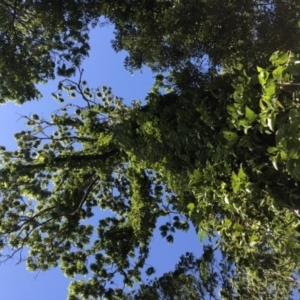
top-left (0, 0), bottom-right (100, 103)
top-left (106, 0), bottom-right (300, 72)
top-left (2, 0), bottom-right (300, 299)
top-left (2, 0), bottom-right (300, 103)
top-left (0, 61), bottom-right (300, 298)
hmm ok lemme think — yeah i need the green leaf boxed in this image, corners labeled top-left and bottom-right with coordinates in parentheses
top-left (250, 241), bottom-right (258, 247)
top-left (189, 169), bottom-right (201, 186)
top-left (267, 113), bottom-right (276, 131)
top-left (233, 62), bottom-right (243, 71)
top-left (259, 99), bottom-right (267, 111)
top-left (258, 71), bottom-right (269, 86)
top-left (238, 165), bottom-right (247, 180)
top-left (250, 235), bottom-right (259, 242)
top-left (263, 83), bottom-right (276, 97)
top-left (257, 66), bottom-right (264, 72)
top-left (242, 69), bottom-right (248, 78)
top-left (276, 100), bottom-right (285, 109)
top-left (238, 76), bottom-right (245, 83)
top-left (292, 164), bottom-right (300, 180)
top-left (245, 106), bottom-right (257, 121)
top-left (223, 131), bottom-right (239, 142)
top-left (272, 158), bottom-right (279, 170)
top-left (227, 104), bottom-right (236, 114)
top-left (286, 159), bottom-right (295, 173)
top-left (187, 203), bottom-right (195, 211)
top-left (224, 219), bottom-right (232, 227)
top-left (224, 194), bottom-right (229, 204)
top-left (233, 223), bottom-right (244, 232)
top-left (198, 230), bottom-right (206, 242)
top-left (272, 65), bottom-right (286, 80)
top-left (231, 171), bottom-right (240, 193)
top-left (232, 84), bottom-right (244, 93)
top-left (270, 51), bottom-right (289, 66)
top-left (233, 231), bottom-right (241, 237)
top-left (289, 108), bottom-right (300, 123)
top-left (192, 169), bottom-right (201, 181)
top-left (233, 92), bottom-right (243, 102)
top-left (287, 140), bottom-right (300, 158)
top-left (267, 147), bottom-right (278, 154)
top-left (276, 129), bottom-right (286, 146)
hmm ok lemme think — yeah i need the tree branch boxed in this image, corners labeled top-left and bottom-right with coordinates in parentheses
top-left (71, 175), bottom-right (100, 215)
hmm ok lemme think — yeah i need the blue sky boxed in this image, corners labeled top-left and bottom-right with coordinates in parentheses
top-left (0, 24), bottom-right (203, 299)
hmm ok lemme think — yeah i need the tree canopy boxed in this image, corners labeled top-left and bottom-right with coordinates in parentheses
top-left (2, 0), bottom-right (300, 299)
top-left (1, 58), bottom-right (300, 298)
top-left (0, 0), bottom-right (99, 103)
top-left (87, 0), bottom-right (300, 74)
top-left (2, 0), bottom-right (300, 103)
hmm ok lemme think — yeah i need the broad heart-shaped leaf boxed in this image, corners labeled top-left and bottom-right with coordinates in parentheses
top-left (272, 65), bottom-right (287, 80)
top-left (245, 106), bottom-right (257, 121)
top-left (258, 70), bottom-right (269, 85)
top-left (269, 51), bottom-right (289, 66)
top-left (263, 82), bottom-right (277, 100)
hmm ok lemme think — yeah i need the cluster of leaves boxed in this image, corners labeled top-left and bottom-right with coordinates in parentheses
top-left (3, 1), bottom-right (300, 299)
top-left (230, 51), bottom-right (300, 205)
top-left (1, 62), bottom-right (300, 298)
top-left (137, 69), bottom-right (300, 299)
top-left (126, 249), bottom-right (235, 300)
top-left (0, 0), bottom-right (100, 103)
top-left (0, 76), bottom-right (198, 299)
top-left (3, 1), bottom-right (300, 104)
top-left (104, 0), bottom-right (300, 73)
